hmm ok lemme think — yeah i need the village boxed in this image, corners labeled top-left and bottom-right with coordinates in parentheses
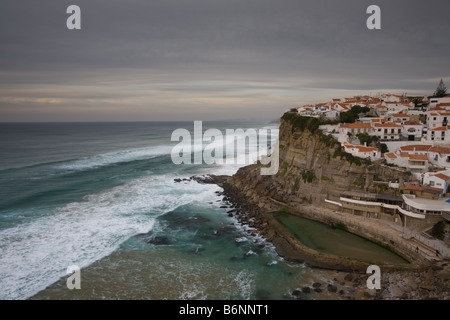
top-left (290, 87), bottom-right (450, 260)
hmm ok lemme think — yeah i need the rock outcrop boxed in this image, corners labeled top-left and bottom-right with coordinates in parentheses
top-left (218, 116), bottom-right (431, 270)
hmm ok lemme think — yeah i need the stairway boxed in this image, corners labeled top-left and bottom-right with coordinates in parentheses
top-left (408, 237), bottom-right (441, 261)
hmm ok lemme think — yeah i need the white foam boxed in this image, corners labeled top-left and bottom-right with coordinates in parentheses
top-left (235, 237), bottom-right (248, 243)
top-left (234, 270), bottom-right (254, 300)
top-left (0, 174), bottom-right (217, 300)
top-left (55, 145), bottom-right (174, 171)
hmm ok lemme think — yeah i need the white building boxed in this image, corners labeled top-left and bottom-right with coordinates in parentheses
top-left (401, 121), bottom-right (424, 141)
top-left (423, 171), bottom-right (450, 194)
top-left (381, 94), bottom-right (409, 103)
top-left (390, 113), bottom-right (410, 123)
top-left (399, 144), bottom-right (431, 155)
top-left (339, 123), bottom-right (372, 136)
top-left (428, 95), bottom-right (450, 108)
top-left (372, 122), bottom-right (403, 141)
top-left (384, 151), bottom-right (429, 175)
top-left (427, 112), bottom-right (450, 130)
top-left (428, 146), bottom-right (450, 168)
top-left (343, 144), bottom-right (381, 161)
top-left (427, 125), bottom-right (450, 142)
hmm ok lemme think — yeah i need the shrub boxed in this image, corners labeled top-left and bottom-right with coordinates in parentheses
top-left (431, 221), bottom-right (445, 240)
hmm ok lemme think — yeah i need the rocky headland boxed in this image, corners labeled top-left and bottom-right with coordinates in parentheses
top-left (192, 114), bottom-right (450, 299)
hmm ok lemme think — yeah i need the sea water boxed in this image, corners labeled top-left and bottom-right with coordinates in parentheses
top-left (0, 121), bottom-right (404, 300)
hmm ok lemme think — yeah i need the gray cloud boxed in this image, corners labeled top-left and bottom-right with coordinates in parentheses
top-left (0, 0), bottom-right (449, 121)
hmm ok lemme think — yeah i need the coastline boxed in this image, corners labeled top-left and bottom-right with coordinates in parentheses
top-left (201, 174), bottom-right (450, 299)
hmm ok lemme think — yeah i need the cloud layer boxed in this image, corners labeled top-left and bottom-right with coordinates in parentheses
top-left (1, 0), bottom-right (449, 121)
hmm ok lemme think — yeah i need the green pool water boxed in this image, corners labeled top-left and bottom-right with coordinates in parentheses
top-left (272, 211), bottom-right (409, 265)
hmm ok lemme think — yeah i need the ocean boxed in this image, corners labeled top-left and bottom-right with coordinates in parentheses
top-left (0, 120), bottom-right (311, 300)
top-left (0, 120), bottom-right (413, 300)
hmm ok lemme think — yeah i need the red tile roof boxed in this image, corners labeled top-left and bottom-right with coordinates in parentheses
top-left (385, 152), bottom-right (397, 159)
top-left (400, 145), bottom-right (431, 152)
top-left (399, 152), bottom-right (410, 157)
top-left (404, 184), bottom-right (423, 191)
top-left (408, 154), bottom-right (428, 161)
top-left (433, 173), bottom-right (450, 181)
top-left (430, 126), bottom-right (449, 131)
top-left (340, 123), bottom-right (372, 129)
top-left (392, 113), bottom-right (409, 117)
top-left (374, 122), bottom-right (403, 128)
top-left (403, 121), bottom-right (422, 125)
top-left (429, 146), bottom-right (450, 154)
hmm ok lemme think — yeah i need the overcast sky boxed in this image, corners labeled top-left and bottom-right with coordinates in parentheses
top-left (0, 0), bottom-right (449, 122)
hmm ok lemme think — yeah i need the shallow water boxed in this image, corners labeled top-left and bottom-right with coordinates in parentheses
top-left (272, 211), bottom-right (409, 265)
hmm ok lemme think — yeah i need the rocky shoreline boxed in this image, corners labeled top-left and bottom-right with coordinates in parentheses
top-left (184, 174), bottom-right (450, 300)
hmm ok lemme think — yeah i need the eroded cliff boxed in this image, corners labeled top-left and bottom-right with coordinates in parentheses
top-left (220, 114), bottom-right (427, 270)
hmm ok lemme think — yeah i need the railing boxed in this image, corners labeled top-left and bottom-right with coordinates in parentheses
top-left (403, 230), bottom-right (450, 259)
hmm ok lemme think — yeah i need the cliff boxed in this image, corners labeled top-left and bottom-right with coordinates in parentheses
top-left (220, 114), bottom-right (430, 271)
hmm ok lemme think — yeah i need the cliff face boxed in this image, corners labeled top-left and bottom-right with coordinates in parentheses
top-left (222, 117), bottom-right (428, 270)
top-left (231, 118), bottom-right (411, 209)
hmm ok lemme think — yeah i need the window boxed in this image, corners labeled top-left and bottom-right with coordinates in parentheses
top-left (430, 181), bottom-right (435, 186)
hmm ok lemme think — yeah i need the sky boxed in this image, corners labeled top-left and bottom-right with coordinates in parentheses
top-left (0, 0), bottom-right (449, 122)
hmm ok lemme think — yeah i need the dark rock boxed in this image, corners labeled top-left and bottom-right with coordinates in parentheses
top-left (313, 288), bottom-right (322, 293)
top-left (291, 289), bottom-right (301, 296)
top-left (147, 236), bottom-right (170, 245)
top-left (302, 287), bottom-right (311, 294)
top-left (344, 273), bottom-right (354, 282)
top-left (327, 284), bottom-right (338, 293)
top-left (312, 282), bottom-right (322, 288)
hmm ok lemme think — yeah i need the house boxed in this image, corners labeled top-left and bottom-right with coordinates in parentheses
top-left (384, 151), bottom-right (429, 176)
top-left (428, 146), bottom-right (450, 168)
top-left (427, 125), bottom-right (450, 142)
top-left (423, 171), bottom-right (450, 195)
top-left (339, 123), bottom-right (372, 136)
top-left (399, 144), bottom-right (431, 155)
top-left (427, 112), bottom-right (450, 129)
top-left (390, 113), bottom-right (410, 123)
top-left (436, 102), bottom-right (450, 111)
top-left (375, 105), bottom-right (387, 117)
top-left (385, 152), bottom-right (399, 165)
top-left (332, 103), bottom-right (350, 113)
top-left (381, 94), bottom-right (410, 103)
top-left (428, 95), bottom-right (450, 108)
top-left (343, 144), bottom-right (381, 161)
top-left (407, 154), bottom-right (429, 173)
top-left (372, 122), bottom-right (403, 141)
top-left (401, 121), bottom-right (424, 141)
